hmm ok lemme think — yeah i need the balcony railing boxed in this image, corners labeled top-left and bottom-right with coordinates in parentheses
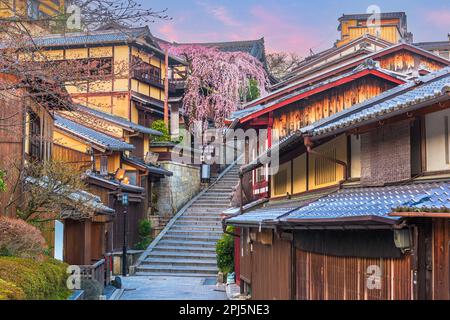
top-left (132, 70), bottom-right (177, 93)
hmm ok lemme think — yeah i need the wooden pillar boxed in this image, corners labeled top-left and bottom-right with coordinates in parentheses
top-left (164, 49), bottom-right (169, 127)
top-left (83, 220), bottom-right (92, 264)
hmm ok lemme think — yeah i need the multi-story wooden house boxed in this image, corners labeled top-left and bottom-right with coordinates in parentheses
top-left (336, 12), bottom-right (411, 48)
top-left (0, 0), bottom-right (64, 21)
top-left (32, 26), bottom-right (186, 127)
top-left (228, 42), bottom-right (450, 199)
top-left (53, 112), bottom-right (172, 253)
top-left (225, 66), bottom-right (450, 300)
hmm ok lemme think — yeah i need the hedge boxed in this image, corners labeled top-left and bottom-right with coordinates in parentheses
top-left (216, 226), bottom-right (235, 274)
top-left (0, 278), bottom-right (25, 300)
top-left (0, 256), bottom-right (71, 300)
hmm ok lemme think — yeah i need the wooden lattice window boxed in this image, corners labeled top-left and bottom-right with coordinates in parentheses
top-left (314, 149), bottom-right (337, 186)
top-left (29, 111), bottom-right (41, 161)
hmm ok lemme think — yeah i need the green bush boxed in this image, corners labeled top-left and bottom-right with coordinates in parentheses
top-left (0, 256), bottom-right (71, 300)
top-left (150, 120), bottom-right (171, 142)
top-left (0, 278), bottom-right (25, 300)
top-left (134, 219), bottom-right (152, 250)
top-left (216, 226), bottom-right (235, 274)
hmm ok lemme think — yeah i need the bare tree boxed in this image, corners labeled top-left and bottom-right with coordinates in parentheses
top-left (4, 159), bottom-right (95, 224)
top-left (266, 52), bottom-right (304, 80)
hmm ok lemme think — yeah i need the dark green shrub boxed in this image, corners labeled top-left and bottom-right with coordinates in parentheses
top-left (150, 120), bottom-right (171, 142)
top-left (216, 226), bottom-right (235, 274)
top-left (0, 256), bottom-right (71, 300)
top-left (134, 219), bottom-right (152, 250)
top-left (0, 170), bottom-right (5, 192)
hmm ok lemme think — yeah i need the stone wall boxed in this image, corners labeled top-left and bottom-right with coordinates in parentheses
top-left (361, 120), bottom-right (411, 186)
top-left (153, 161), bottom-right (201, 216)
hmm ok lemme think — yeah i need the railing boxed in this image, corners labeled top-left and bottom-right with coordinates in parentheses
top-left (132, 70), bottom-right (177, 92)
top-left (79, 259), bottom-right (107, 286)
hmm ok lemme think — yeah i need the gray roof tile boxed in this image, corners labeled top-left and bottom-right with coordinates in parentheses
top-left (286, 182), bottom-right (450, 221)
top-left (311, 67), bottom-right (450, 136)
top-left (75, 105), bottom-right (162, 136)
top-left (55, 115), bottom-right (135, 151)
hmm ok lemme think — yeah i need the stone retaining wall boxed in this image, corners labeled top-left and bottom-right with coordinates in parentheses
top-left (152, 161), bottom-right (201, 217)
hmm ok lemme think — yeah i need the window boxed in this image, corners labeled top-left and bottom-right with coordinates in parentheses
top-left (425, 109), bottom-right (450, 172)
top-left (89, 58), bottom-right (113, 77)
top-left (100, 155), bottom-right (108, 175)
top-left (124, 171), bottom-right (138, 186)
top-left (314, 149), bottom-right (337, 186)
top-left (29, 111), bottom-right (41, 161)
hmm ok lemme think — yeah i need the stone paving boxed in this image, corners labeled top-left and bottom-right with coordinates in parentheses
top-left (118, 276), bottom-right (227, 300)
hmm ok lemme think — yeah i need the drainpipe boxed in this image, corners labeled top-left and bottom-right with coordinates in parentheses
top-left (239, 172), bottom-right (244, 214)
top-left (303, 135), bottom-right (348, 182)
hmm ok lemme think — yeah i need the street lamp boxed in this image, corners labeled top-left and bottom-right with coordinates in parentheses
top-left (115, 169), bottom-right (128, 277)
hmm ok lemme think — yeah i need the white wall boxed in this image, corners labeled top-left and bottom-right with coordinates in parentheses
top-left (425, 109), bottom-right (450, 172)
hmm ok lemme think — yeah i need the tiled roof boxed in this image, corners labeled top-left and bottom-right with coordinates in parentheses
top-left (75, 105), bottom-right (162, 136)
top-left (226, 190), bottom-right (334, 225)
top-left (311, 67), bottom-right (450, 136)
top-left (285, 182), bottom-right (450, 221)
top-left (32, 27), bottom-right (186, 66)
top-left (240, 67), bottom-right (450, 175)
top-left (264, 43), bottom-right (449, 100)
top-left (25, 176), bottom-right (114, 215)
top-left (123, 156), bottom-right (173, 177)
top-left (394, 183), bottom-right (450, 212)
top-left (338, 12), bottom-right (406, 22)
top-left (33, 28), bottom-right (149, 47)
top-left (415, 41), bottom-right (450, 51)
top-left (158, 38), bottom-right (267, 64)
top-left (55, 115), bottom-right (135, 151)
top-left (229, 61), bottom-right (405, 122)
top-left (85, 171), bottom-right (145, 193)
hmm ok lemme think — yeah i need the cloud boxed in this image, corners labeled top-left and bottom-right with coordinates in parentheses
top-left (197, 1), bottom-right (241, 27)
top-left (157, 23), bottom-right (180, 42)
top-left (247, 5), bottom-right (322, 55)
top-left (424, 9), bottom-right (450, 28)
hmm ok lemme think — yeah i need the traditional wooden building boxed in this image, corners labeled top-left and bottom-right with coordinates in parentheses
top-left (336, 12), bottom-right (411, 48)
top-left (0, 73), bottom-right (64, 216)
top-left (228, 43), bottom-right (450, 199)
top-left (31, 26), bottom-right (186, 127)
top-left (226, 66), bottom-right (450, 300)
top-left (53, 114), bottom-right (172, 252)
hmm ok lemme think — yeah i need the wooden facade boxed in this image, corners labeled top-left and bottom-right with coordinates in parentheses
top-left (239, 228), bottom-right (293, 300)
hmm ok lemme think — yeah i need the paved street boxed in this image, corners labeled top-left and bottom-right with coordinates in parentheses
top-left (118, 276), bottom-right (227, 300)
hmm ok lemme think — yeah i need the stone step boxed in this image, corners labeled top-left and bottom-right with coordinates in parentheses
top-left (172, 225), bottom-right (223, 231)
top-left (158, 240), bottom-right (217, 248)
top-left (142, 258), bottom-right (217, 267)
top-left (149, 251), bottom-right (216, 259)
top-left (153, 246), bottom-right (216, 254)
top-left (136, 265), bottom-right (218, 274)
top-left (193, 201), bottom-right (230, 206)
top-left (176, 213), bottom-right (221, 224)
top-left (135, 271), bottom-right (216, 277)
top-left (163, 234), bottom-right (221, 242)
top-left (186, 205), bottom-right (230, 214)
top-left (166, 229), bottom-right (223, 237)
top-left (198, 195), bottom-right (231, 199)
top-left (176, 218), bottom-right (222, 224)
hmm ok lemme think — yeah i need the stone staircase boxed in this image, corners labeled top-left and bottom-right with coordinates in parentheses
top-left (134, 164), bottom-right (239, 277)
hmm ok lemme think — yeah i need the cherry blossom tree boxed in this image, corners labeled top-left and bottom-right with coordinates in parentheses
top-left (168, 45), bottom-right (269, 129)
